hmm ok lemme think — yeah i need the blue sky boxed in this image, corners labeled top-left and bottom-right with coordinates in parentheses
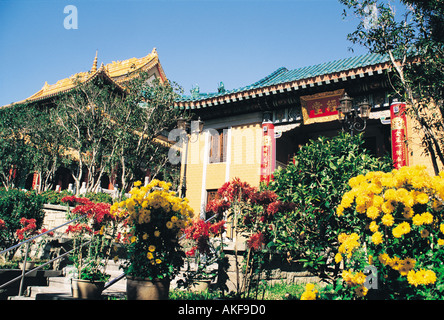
top-left (0, 0), bottom-right (369, 107)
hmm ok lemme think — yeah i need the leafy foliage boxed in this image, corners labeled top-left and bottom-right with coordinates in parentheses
top-left (266, 132), bottom-right (391, 283)
top-left (339, 0), bottom-right (444, 173)
top-left (0, 188), bottom-right (46, 258)
top-left (323, 165), bottom-right (444, 299)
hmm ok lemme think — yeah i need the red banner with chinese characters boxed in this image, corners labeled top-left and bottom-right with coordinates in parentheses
top-left (390, 102), bottom-right (408, 169)
top-left (260, 122), bottom-right (276, 183)
top-left (32, 172), bottom-right (40, 190)
top-left (301, 89), bottom-right (344, 125)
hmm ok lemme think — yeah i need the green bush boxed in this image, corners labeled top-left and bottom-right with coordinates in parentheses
top-left (84, 192), bottom-right (113, 204)
top-left (40, 189), bottom-right (73, 205)
top-left (266, 132), bottom-right (391, 283)
top-left (0, 188), bottom-right (46, 258)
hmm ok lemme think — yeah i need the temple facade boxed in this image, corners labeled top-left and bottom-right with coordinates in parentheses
top-left (2, 48), bottom-right (167, 193)
top-left (174, 53), bottom-right (441, 217)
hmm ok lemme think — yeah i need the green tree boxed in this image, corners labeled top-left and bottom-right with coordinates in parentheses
top-left (55, 75), bottom-right (123, 194)
top-left (267, 133), bottom-right (391, 283)
top-left (0, 104), bottom-right (34, 189)
top-left (108, 73), bottom-right (184, 194)
top-left (339, 0), bottom-right (444, 174)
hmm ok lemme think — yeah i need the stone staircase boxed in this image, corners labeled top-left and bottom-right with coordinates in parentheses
top-left (8, 260), bottom-right (127, 300)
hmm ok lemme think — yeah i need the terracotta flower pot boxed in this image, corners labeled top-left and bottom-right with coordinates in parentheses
top-left (190, 279), bottom-right (211, 292)
top-left (126, 277), bottom-right (170, 300)
top-left (19, 261), bottom-right (36, 270)
top-left (72, 278), bottom-right (105, 299)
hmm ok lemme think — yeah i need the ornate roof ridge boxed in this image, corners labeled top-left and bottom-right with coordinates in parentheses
top-left (6, 48), bottom-right (159, 106)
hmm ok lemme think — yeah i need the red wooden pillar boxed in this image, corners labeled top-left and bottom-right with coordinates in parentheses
top-left (260, 121), bottom-right (276, 184)
top-left (390, 101), bottom-right (408, 169)
top-left (31, 172), bottom-right (40, 190)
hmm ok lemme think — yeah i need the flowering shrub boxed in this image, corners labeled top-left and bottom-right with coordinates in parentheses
top-left (62, 195), bottom-right (121, 282)
top-left (330, 165), bottom-right (444, 299)
top-left (205, 178), bottom-right (296, 297)
top-left (184, 218), bottom-right (225, 256)
top-left (178, 218), bottom-right (226, 289)
top-left (15, 218), bottom-right (38, 241)
top-left (111, 179), bottom-right (194, 281)
top-left (0, 188), bottom-right (45, 259)
top-left (267, 133), bottom-right (391, 283)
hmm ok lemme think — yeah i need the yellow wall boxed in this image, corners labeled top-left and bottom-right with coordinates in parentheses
top-left (181, 122), bottom-right (263, 216)
top-left (405, 103), bottom-right (444, 176)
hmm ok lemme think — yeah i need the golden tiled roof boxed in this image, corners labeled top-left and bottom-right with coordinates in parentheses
top-left (12, 48), bottom-right (162, 105)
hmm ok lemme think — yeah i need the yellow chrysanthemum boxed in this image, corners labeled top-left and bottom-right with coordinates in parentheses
top-left (392, 222), bottom-right (411, 238)
top-left (416, 192), bottom-right (429, 204)
top-left (369, 221), bottom-right (379, 233)
top-left (381, 201), bottom-right (395, 215)
top-left (335, 253), bottom-right (343, 264)
top-left (381, 214), bottom-right (395, 227)
top-left (371, 231), bottom-right (383, 245)
top-left (355, 286), bottom-right (368, 297)
top-left (378, 253), bottom-right (391, 266)
top-left (366, 206), bottom-right (380, 220)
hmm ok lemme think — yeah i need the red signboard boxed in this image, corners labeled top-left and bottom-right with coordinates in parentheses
top-left (390, 102), bottom-right (408, 169)
top-left (301, 89), bottom-right (344, 125)
top-left (260, 122), bottom-right (276, 183)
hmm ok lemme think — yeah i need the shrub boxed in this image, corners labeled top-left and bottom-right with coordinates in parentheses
top-left (0, 188), bottom-right (46, 258)
top-left (328, 165), bottom-right (444, 299)
top-left (40, 189), bottom-right (73, 205)
top-left (266, 132), bottom-right (391, 283)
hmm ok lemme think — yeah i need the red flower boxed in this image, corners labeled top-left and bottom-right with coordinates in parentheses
top-left (209, 220), bottom-right (226, 236)
top-left (0, 219), bottom-right (6, 231)
top-left (61, 196), bottom-right (93, 206)
top-left (206, 198), bottom-right (230, 217)
top-left (65, 223), bottom-right (92, 235)
top-left (250, 190), bottom-right (278, 206)
top-left (186, 247), bottom-right (196, 257)
top-left (266, 200), bottom-right (296, 216)
top-left (70, 200), bottom-right (114, 230)
top-left (247, 232), bottom-right (265, 251)
top-left (184, 219), bottom-right (226, 255)
top-left (217, 178), bottom-right (257, 202)
top-left (16, 218), bottom-right (38, 240)
top-left (40, 228), bottom-right (54, 237)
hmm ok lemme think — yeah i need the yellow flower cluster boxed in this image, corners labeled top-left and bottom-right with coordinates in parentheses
top-left (407, 269), bottom-right (437, 287)
top-left (337, 165), bottom-right (444, 219)
top-left (300, 283), bottom-right (318, 300)
top-left (342, 269), bottom-right (368, 297)
top-left (337, 233), bottom-right (360, 261)
top-left (110, 179), bottom-right (194, 228)
top-left (378, 254), bottom-right (416, 276)
top-left (337, 165), bottom-right (444, 245)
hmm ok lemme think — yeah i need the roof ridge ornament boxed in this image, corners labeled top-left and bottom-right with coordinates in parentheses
top-left (91, 50), bottom-right (98, 72)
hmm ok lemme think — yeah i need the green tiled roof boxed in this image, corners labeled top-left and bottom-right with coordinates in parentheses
top-left (176, 52), bottom-right (389, 103)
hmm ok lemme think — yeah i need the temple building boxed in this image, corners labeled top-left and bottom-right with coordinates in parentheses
top-left (2, 48), bottom-right (167, 192)
top-left (174, 52), bottom-right (440, 218)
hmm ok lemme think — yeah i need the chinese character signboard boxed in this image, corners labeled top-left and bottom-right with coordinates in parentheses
top-left (390, 102), bottom-right (408, 169)
top-left (260, 122), bottom-right (276, 183)
top-left (301, 89), bottom-right (344, 125)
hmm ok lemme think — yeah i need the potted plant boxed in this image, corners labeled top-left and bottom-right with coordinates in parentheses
top-left (62, 196), bottom-right (121, 299)
top-left (111, 179), bottom-right (194, 300)
top-left (180, 218), bottom-right (226, 292)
